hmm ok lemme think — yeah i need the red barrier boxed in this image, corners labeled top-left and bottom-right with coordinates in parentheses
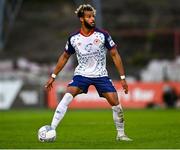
top-left (47, 81), bottom-right (180, 109)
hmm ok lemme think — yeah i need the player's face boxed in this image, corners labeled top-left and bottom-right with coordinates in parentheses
top-left (82, 11), bottom-right (95, 29)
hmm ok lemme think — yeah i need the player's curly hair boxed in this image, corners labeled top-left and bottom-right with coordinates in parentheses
top-left (75, 4), bottom-right (96, 18)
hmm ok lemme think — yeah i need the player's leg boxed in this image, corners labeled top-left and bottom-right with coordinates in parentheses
top-left (51, 75), bottom-right (90, 129)
top-left (94, 77), bottom-right (132, 141)
top-left (102, 92), bottom-right (132, 141)
top-left (51, 86), bottom-right (82, 129)
top-left (102, 92), bottom-right (124, 135)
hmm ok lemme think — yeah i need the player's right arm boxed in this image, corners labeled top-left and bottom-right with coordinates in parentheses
top-left (45, 51), bottom-right (71, 90)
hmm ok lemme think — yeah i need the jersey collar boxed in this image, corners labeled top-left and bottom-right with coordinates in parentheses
top-left (80, 28), bottom-right (95, 37)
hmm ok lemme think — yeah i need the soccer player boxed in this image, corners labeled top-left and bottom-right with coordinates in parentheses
top-left (45, 4), bottom-right (132, 141)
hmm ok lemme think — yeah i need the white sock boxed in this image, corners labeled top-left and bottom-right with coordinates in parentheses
top-left (112, 104), bottom-right (125, 136)
top-left (51, 93), bottom-right (73, 129)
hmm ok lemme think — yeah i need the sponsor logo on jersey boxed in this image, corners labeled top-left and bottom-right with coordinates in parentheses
top-left (84, 43), bottom-right (93, 52)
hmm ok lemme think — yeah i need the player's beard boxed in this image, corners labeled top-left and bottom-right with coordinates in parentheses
top-left (84, 20), bottom-right (95, 30)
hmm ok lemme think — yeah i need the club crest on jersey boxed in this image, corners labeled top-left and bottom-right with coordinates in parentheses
top-left (93, 39), bottom-right (101, 45)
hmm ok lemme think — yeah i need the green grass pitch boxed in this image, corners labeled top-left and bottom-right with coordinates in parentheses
top-left (0, 109), bottom-right (180, 149)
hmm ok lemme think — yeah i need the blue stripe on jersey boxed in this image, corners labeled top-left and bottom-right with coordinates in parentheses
top-left (94, 28), bottom-right (117, 50)
top-left (65, 30), bottom-right (80, 55)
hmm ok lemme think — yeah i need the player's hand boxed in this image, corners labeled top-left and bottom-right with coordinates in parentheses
top-left (45, 77), bottom-right (55, 91)
top-left (120, 79), bottom-right (128, 94)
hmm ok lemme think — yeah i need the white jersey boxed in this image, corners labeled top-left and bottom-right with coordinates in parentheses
top-left (64, 28), bottom-right (116, 78)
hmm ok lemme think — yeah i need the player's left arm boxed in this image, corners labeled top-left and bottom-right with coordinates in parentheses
top-left (109, 47), bottom-right (128, 94)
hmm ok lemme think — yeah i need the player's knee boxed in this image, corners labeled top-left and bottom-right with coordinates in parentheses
top-left (111, 101), bottom-right (119, 106)
top-left (66, 87), bottom-right (82, 97)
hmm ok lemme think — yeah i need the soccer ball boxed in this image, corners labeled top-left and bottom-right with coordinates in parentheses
top-left (38, 125), bottom-right (56, 142)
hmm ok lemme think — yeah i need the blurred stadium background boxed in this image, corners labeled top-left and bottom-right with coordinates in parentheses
top-left (0, 0), bottom-right (180, 109)
top-left (0, 0), bottom-right (180, 148)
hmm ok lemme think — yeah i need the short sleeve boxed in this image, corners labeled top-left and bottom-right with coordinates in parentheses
top-left (64, 37), bottom-right (75, 54)
top-left (104, 32), bottom-right (117, 50)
